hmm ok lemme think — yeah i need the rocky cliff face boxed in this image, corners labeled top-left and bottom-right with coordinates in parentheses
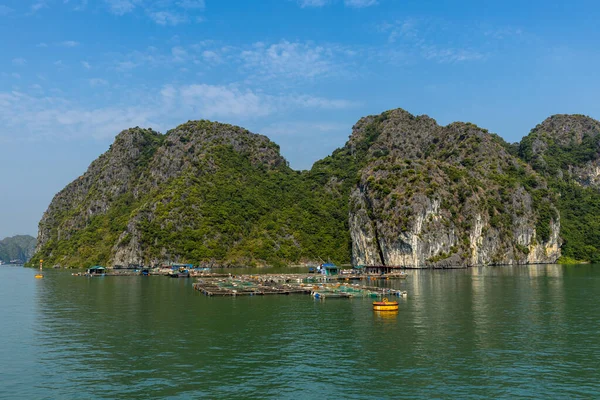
top-left (345, 109), bottom-right (560, 267)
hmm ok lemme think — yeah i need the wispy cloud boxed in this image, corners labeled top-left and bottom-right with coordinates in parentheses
top-left (0, 82), bottom-right (357, 142)
top-left (421, 46), bottom-right (485, 63)
top-left (298, 0), bottom-right (330, 7)
top-left (110, 40), bottom-right (355, 82)
top-left (12, 58), bottom-right (27, 66)
top-left (81, 61), bottom-right (91, 69)
top-left (0, 5), bottom-right (14, 15)
top-left (177, 0), bottom-right (205, 9)
top-left (0, 90), bottom-right (157, 141)
top-left (240, 40), bottom-right (351, 81)
top-left (344, 0), bottom-right (378, 7)
top-left (379, 18), bottom-right (487, 64)
top-left (104, 0), bottom-right (205, 25)
top-left (176, 84), bottom-right (273, 118)
top-left (30, 1), bottom-right (47, 13)
top-left (201, 50), bottom-right (223, 65)
top-left (297, 0), bottom-right (378, 8)
top-left (59, 40), bottom-right (80, 47)
top-left (104, 0), bottom-right (139, 15)
top-left (148, 11), bottom-right (188, 26)
top-left (164, 83), bottom-right (358, 119)
top-left (89, 78), bottom-right (108, 86)
top-left (115, 60), bottom-right (138, 71)
top-left (65, 0), bottom-right (89, 11)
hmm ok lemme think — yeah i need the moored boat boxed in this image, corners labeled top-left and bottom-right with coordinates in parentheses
top-left (169, 270), bottom-right (190, 278)
top-left (373, 298), bottom-right (399, 311)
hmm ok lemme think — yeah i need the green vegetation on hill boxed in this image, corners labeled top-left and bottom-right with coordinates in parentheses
top-left (518, 115), bottom-right (600, 263)
top-left (31, 122), bottom-right (358, 268)
top-left (137, 145), bottom-right (352, 267)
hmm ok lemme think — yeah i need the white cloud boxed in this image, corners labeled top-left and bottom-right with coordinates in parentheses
top-left (240, 40), bottom-right (344, 80)
top-left (286, 95), bottom-right (358, 109)
top-left (104, 0), bottom-right (205, 24)
top-left (162, 84), bottom-right (358, 119)
top-left (380, 18), bottom-right (419, 43)
top-left (0, 91), bottom-right (156, 141)
top-left (178, 84), bottom-right (273, 118)
top-left (298, 0), bottom-right (329, 7)
top-left (344, 0), bottom-right (378, 7)
top-left (0, 81), bottom-right (356, 152)
top-left (297, 0), bottom-right (377, 8)
top-left (104, 0), bottom-right (139, 15)
top-left (89, 78), bottom-right (108, 86)
top-left (149, 11), bottom-right (187, 26)
top-left (12, 58), bottom-right (27, 66)
top-left (81, 61), bottom-right (91, 69)
top-left (59, 40), bottom-right (80, 47)
top-left (0, 5), bottom-right (13, 15)
top-left (201, 50), bottom-right (223, 64)
top-left (379, 18), bottom-right (487, 64)
top-left (421, 46), bottom-right (485, 63)
top-left (115, 60), bottom-right (138, 71)
top-left (171, 46), bottom-right (188, 62)
top-left (36, 42), bottom-right (48, 48)
top-left (484, 27), bottom-right (524, 40)
top-left (177, 0), bottom-right (205, 9)
top-left (71, 0), bottom-right (89, 11)
top-left (31, 1), bottom-right (47, 13)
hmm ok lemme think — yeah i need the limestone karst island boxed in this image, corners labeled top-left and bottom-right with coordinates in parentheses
top-left (31, 110), bottom-right (600, 269)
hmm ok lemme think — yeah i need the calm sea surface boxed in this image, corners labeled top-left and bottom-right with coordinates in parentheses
top-left (1, 265), bottom-right (599, 399)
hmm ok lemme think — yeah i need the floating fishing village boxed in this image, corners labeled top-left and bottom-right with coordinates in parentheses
top-left (68, 263), bottom-right (409, 309)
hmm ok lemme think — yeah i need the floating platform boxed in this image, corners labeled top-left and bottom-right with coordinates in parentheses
top-left (193, 275), bottom-right (407, 298)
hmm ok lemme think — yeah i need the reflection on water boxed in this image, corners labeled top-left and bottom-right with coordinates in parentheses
top-left (0, 264), bottom-right (599, 399)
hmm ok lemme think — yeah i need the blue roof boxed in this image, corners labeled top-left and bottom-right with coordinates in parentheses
top-left (322, 263), bottom-right (337, 268)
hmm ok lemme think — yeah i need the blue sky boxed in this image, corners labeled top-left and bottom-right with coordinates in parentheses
top-left (2, 0), bottom-right (600, 238)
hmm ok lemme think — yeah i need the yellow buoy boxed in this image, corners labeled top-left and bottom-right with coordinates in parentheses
top-left (373, 297), bottom-right (398, 311)
top-left (35, 274), bottom-right (44, 279)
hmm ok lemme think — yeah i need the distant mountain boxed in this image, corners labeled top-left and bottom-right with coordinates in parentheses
top-left (29, 109), bottom-right (600, 268)
top-left (0, 235), bottom-right (37, 263)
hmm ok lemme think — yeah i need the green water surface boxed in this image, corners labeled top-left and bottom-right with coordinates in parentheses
top-left (1, 265), bottom-right (599, 399)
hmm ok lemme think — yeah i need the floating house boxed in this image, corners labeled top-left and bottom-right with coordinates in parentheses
top-left (86, 266), bottom-right (106, 275)
top-left (320, 263), bottom-right (339, 276)
top-left (364, 266), bottom-right (405, 275)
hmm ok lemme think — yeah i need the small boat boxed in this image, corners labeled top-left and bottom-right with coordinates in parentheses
top-left (169, 270), bottom-right (190, 278)
top-left (373, 297), bottom-right (399, 311)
